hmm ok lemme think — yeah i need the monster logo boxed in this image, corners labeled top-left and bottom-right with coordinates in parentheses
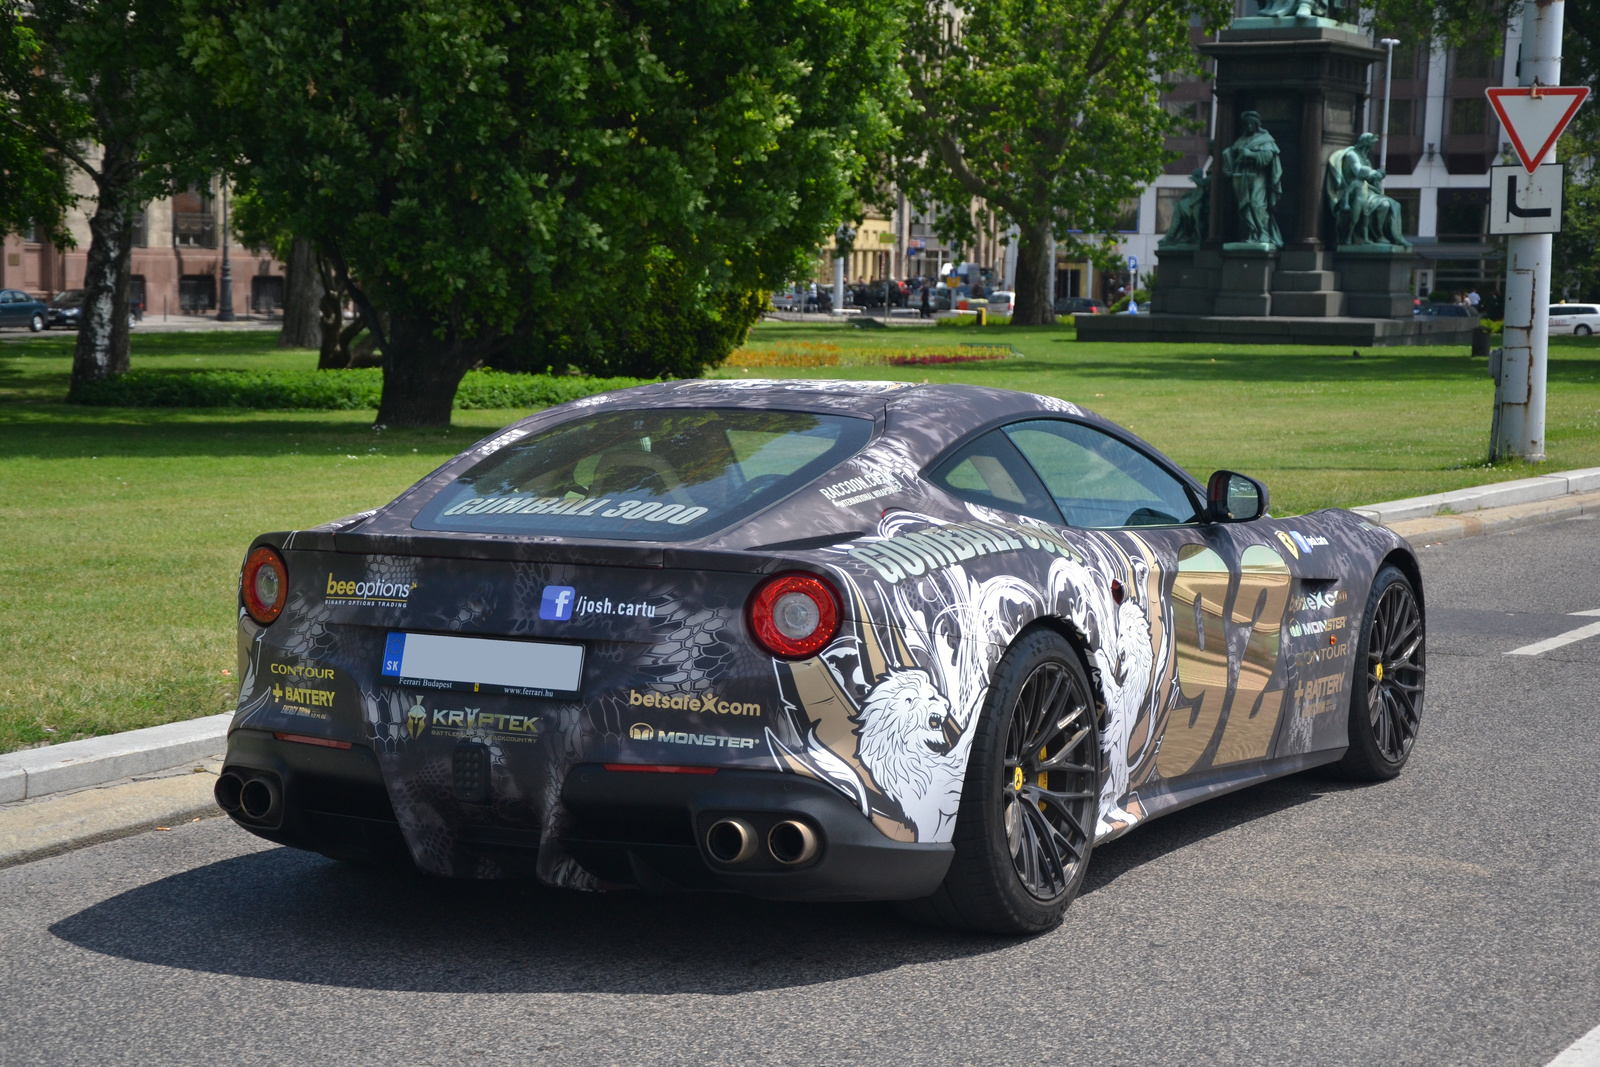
top-left (406, 699), bottom-right (427, 740)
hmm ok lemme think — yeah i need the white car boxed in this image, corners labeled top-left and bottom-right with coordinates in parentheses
top-left (1549, 304), bottom-right (1600, 336)
top-left (986, 290), bottom-right (1016, 315)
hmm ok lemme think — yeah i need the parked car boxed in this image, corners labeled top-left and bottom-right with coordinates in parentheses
top-left (46, 289), bottom-right (85, 329)
top-left (1415, 302), bottom-right (1475, 318)
top-left (803, 288), bottom-right (833, 313)
top-left (769, 288), bottom-right (806, 312)
top-left (1548, 303), bottom-right (1600, 336)
top-left (220, 380), bottom-right (1424, 934)
top-left (1054, 297), bottom-right (1107, 315)
top-left (0, 289), bottom-right (49, 332)
top-left (987, 291), bottom-right (1016, 315)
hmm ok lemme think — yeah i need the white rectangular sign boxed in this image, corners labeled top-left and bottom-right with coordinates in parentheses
top-left (1489, 163), bottom-right (1564, 235)
top-left (382, 632), bottom-right (584, 694)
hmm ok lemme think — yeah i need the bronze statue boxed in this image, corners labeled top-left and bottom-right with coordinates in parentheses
top-left (1221, 112), bottom-right (1283, 250)
top-left (1324, 133), bottom-right (1410, 250)
top-left (1255, 0), bottom-right (1331, 17)
top-left (1159, 168), bottom-right (1210, 249)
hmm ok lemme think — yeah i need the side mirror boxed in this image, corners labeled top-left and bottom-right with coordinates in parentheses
top-left (1205, 470), bottom-right (1269, 523)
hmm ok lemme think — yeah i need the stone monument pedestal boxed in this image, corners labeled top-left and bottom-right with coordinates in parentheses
top-left (1214, 248), bottom-right (1276, 316)
top-left (1270, 247), bottom-right (1344, 316)
top-left (1151, 246), bottom-right (1221, 315)
top-left (1335, 248), bottom-right (1415, 318)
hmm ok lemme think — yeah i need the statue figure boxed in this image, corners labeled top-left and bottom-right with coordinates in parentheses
top-left (1159, 168), bottom-right (1210, 249)
top-left (1255, 0), bottom-right (1331, 17)
top-left (1324, 133), bottom-right (1411, 250)
top-left (1221, 112), bottom-right (1283, 250)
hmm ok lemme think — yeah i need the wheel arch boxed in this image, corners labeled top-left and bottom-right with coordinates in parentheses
top-left (1378, 546), bottom-right (1426, 618)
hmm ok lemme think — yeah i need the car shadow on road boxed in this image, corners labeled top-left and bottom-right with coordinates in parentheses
top-left (49, 770), bottom-right (1361, 995)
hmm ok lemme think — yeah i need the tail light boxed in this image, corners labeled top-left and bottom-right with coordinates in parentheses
top-left (747, 573), bottom-right (841, 659)
top-left (242, 546), bottom-right (288, 625)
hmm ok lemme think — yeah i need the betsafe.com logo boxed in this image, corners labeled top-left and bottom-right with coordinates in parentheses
top-left (540, 585), bottom-right (576, 621)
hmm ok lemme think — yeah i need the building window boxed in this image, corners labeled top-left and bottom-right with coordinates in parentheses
top-left (1385, 99), bottom-right (1414, 136)
top-left (1389, 190), bottom-right (1421, 236)
top-left (23, 222), bottom-right (39, 244)
top-left (1155, 189), bottom-right (1186, 235)
top-left (1114, 199), bottom-right (1139, 233)
top-left (1437, 189), bottom-right (1488, 241)
top-left (1449, 98), bottom-right (1487, 136)
top-left (1452, 45), bottom-right (1494, 80)
top-left (251, 275), bottom-right (285, 313)
top-left (131, 210), bottom-right (148, 248)
top-left (172, 184), bottom-right (217, 248)
top-left (179, 274), bottom-right (217, 311)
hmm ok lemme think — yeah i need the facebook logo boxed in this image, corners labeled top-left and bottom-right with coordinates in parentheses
top-left (540, 586), bottom-right (576, 621)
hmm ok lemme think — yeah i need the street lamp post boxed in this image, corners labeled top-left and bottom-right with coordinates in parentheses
top-left (217, 181), bottom-right (235, 322)
top-left (1379, 37), bottom-right (1400, 170)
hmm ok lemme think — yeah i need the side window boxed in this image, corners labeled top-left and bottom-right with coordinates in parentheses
top-left (1004, 419), bottom-right (1199, 528)
top-left (926, 429), bottom-right (1063, 524)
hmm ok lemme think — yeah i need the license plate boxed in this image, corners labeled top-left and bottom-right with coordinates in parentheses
top-left (381, 632), bottom-right (584, 697)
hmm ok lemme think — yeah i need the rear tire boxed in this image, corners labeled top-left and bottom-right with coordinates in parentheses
top-left (1336, 565), bottom-right (1425, 780)
top-left (897, 629), bottom-right (1099, 935)
top-left (1577, 324), bottom-right (1593, 336)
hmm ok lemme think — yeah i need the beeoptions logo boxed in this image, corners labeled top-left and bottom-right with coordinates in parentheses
top-left (540, 585), bottom-right (576, 621)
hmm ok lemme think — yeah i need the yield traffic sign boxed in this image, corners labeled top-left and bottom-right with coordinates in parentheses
top-left (1486, 86), bottom-right (1590, 172)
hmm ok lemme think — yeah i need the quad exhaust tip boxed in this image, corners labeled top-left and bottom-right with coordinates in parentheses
top-left (768, 820), bottom-right (819, 865)
top-left (214, 772), bottom-right (243, 814)
top-left (706, 818), bottom-right (758, 864)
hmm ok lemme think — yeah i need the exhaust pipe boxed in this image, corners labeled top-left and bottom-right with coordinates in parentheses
top-left (705, 818), bottom-right (758, 864)
top-left (239, 776), bottom-right (282, 823)
top-left (768, 820), bottom-right (819, 865)
top-left (214, 772), bottom-right (244, 814)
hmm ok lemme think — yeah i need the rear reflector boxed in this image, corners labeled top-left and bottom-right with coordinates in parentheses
top-left (602, 763), bottom-right (718, 775)
top-left (273, 732), bottom-right (352, 749)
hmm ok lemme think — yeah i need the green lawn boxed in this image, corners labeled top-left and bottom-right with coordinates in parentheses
top-left (1, 324), bottom-right (1597, 753)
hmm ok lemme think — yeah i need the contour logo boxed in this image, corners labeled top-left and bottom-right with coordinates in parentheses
top-left (540, 585), bottom-right (576, 621)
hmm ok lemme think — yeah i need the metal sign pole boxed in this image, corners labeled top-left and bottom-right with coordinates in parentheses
top-left (1495, 0), bottom-right (1564, 462)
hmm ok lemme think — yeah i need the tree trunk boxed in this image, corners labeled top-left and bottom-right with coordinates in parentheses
top-left (280, 236), bottom-right (323, 348)
top-left (70, 143), bottom-right (138, 392)
top-left (1009, 221), bottom-right (1056, 326)
top-left (374, 315), bottom-right (482, 427)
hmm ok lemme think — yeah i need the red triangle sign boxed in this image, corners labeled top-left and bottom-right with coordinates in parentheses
top-left (1487, 86), bottom-right (1590, 173)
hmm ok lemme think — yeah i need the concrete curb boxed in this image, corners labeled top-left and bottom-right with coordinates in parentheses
top-left (0, 767), bottom-right (223, 871)
top-left (0, 713), bottom-right (231, 804)
top-left (0, 469), bottom-right (1593, 813)
top-left (1383, 488), bottom-right (1600, 545)
top-left (1350, 466), bottom-right (1600, 524)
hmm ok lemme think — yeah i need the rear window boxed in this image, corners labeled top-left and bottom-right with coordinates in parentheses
top-left (413, 408), bottom-right (874, 541)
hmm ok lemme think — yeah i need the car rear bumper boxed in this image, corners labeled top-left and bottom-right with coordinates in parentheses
top-left (219, 731), bottom-right (953, 901)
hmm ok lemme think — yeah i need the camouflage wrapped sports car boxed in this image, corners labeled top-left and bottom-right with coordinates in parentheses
top-left (220, 380), bottom-right (1425, 933)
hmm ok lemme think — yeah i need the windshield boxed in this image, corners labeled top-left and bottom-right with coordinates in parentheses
top-left (413, 407), bottom-right (874, 541)
top-left (49, 290), bottom-right (83, 307)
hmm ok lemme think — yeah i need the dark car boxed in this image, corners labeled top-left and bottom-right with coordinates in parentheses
top-left (46, 289), bottom-right (85, 329)
top-left (1415, 302), bottom-right (1475, 318)
top-left (1055, 297), bottom-right (1107, 315)
top-left (0, 289), bottom-right (49, 332)
top-left (221, 381), bottom-right (1425, 933)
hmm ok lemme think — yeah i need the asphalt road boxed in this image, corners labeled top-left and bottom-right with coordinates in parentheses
top-left (2, 516), bottom-right (1598, 1066)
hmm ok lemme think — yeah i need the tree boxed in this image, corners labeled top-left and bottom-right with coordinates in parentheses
top-left (1, 0), bottom-right (214, 391)
top-left (892, 0), bottom-right (1232, 326)
top-left (187, 0), bottom-right (901, 425)
top-left (0, 10), bottom-right (77, 247)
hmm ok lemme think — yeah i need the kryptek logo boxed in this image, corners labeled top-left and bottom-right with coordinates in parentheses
top-left (540, 585), bottom-right (576, 621)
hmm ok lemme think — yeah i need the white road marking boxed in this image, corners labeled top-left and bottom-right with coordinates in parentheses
top-left (1545, 1019), bottom-right (1600, 1066)
top-left (1506, 619), bottom-right (1600, 656)
top-left (1571, 608), bottom-right (1600, 617)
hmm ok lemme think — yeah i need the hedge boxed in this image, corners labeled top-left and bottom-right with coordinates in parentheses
top-left (71, 368), bottom-right (653, 411)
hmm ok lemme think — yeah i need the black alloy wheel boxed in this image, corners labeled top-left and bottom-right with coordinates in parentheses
top-left (1338, 565), bottom-right (1425, 780)
top-left (1002, 659), bottom-right (1098, 900)
top-left (898, 628), bottom-right (1099, 934)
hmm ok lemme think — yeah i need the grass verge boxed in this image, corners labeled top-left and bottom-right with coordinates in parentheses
top-left (1, 324), bottom-right (1597, 752)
